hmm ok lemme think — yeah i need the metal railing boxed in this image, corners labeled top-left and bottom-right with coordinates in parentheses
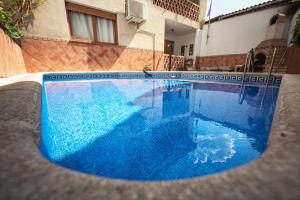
top-left (260, 48), bottom-right (277, 109)
top-left (265, 48), bottom-right (277, 87)
top-left (239, 49), bottom-right (254, 104)
top-left (239, 48), bottom-right (278, 107)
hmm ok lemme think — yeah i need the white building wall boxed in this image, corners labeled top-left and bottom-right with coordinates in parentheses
top-left (24, 0), bottom-right (70, 41)
top-left (177, 33), bottom-right (197, 59)
top-left (165, 32), bottom-right (197, 58)
top-left (194, 29), bottom-right (202, 57)
top-left (199, 5), bottom-right (291, 57)
top-left (25, 0), bottom-right (202, 52)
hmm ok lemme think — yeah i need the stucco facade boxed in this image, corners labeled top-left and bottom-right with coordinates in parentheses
top-left (21, 0), bottom-right (206, 72)
top-left (199, 5), bottom-right (296, 56)
top-left (196, 1), bottom-right (300, 73)
top-left (25, 0), bottom-right (205, 52)
top-left (165, 32), bottom-right (197, 59)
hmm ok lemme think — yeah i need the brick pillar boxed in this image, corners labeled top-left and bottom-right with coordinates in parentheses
top-left (254, 39), bottom-right (287, 73)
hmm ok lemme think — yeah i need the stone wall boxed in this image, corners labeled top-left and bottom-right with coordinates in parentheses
top-left (195, 39), bottom-right (291, 73)
top-left (0, 27), bottom-right (26, 77)
top-left (195, 54), bottom-right (247, 71)
top-left (22, 37), bottom-right (165, 72)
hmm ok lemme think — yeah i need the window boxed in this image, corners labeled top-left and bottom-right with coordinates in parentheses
top-left (189, 44), bottom-right (194, 56)
top-left (97, 17), bottom-right (115, 43)
top-left (270, 14), bottom-right (279, 25)
top-left (66, 2), bottom-right (118, 44)
top-left (69, 12), bottom-right (93, 40)
top-left (181, 45), bottom-right (185, 56)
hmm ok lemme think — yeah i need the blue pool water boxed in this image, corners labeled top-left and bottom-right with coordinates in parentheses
top-left (41, 79), bottom-right (279, 181)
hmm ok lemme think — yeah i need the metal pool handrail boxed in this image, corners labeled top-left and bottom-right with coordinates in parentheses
top-left (241, 52), bottom-right (250, 86)
top-left (239, 49), bottom-right (254, 104)
top-left (260, 47), bottom-right (277, 109)
top-left (266, 48), bottom-right (277, 84)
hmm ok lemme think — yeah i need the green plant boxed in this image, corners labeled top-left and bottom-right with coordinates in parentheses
top-left (2, 0), bottom-right (45, 30)
top-left (0, 2), bottom-right (22, 41)
top-left (292, 14), bottom-right (300, 46)
top-left (0, 0), bottom-right (45, 41)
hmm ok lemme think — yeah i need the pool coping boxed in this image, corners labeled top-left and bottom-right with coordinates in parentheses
top-left (0, 72), bottom-right (299, 199)
top-left (43, 71), bottom-right (282, 86)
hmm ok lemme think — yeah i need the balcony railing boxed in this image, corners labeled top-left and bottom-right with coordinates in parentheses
top-left (153, 0), bottom-right (200, 22)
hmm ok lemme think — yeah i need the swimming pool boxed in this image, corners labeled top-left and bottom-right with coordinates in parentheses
top-left (41, 72), bottom-right (280, 181)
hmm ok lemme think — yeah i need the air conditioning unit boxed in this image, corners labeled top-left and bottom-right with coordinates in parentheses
top-left (125, 0), bottom-right (148, 24)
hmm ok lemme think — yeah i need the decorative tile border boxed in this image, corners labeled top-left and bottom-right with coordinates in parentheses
top-left (43, 72), bottom-right (282, 86)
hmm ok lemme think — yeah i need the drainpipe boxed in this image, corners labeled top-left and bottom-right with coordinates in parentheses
top-left (136, 27), bottom-right (156, 71)
top-left (194, 28), bottom-right (202, 70)
top-left (168, 50), bottom-right (172, 71)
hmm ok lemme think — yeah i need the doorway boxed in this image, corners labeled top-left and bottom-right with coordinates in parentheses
top-left (164, 40), bottom-right (174, 55)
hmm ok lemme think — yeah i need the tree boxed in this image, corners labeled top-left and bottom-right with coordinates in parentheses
top-left (292, 14), bottom-right (300, 46)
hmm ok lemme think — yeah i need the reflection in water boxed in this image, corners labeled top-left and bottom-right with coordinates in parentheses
top-left (162, 81), bottom-right (191, 118)
top-left (190, 133), bottom-right (236, 164)
top-left (41, 79), bottom-right (279, 181)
